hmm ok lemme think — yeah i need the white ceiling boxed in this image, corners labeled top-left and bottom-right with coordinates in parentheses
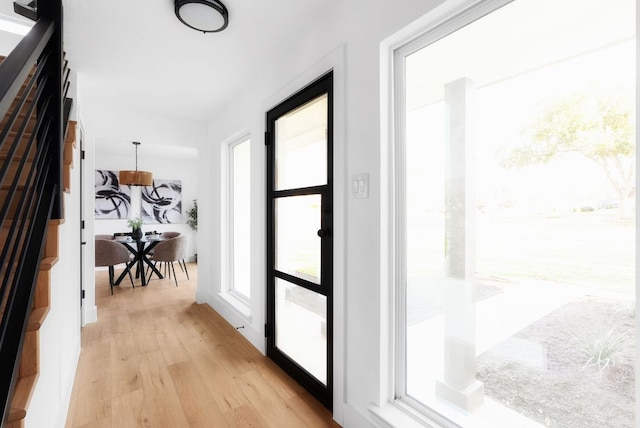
top-left (57, 0), bottom-right (331, 121)
top-left (1, 0), bottom-right (634, 124)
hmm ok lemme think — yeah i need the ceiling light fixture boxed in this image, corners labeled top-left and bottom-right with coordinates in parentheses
top-left (119, 142), bottom-right (153, 186)
top-left (175, 0), bottom-right (228, 33)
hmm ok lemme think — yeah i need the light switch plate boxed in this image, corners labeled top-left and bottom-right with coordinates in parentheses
top-left (352, 173), bottom-right (369, 199)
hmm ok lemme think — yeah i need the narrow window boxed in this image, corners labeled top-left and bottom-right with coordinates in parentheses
top-left (229, 137), bottom-right (251, 300)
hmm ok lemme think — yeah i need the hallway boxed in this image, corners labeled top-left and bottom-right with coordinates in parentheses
top-left (65, 264), bottom-right (338, 427)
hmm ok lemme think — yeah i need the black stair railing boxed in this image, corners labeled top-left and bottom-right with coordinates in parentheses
top-left (0, 1), bottom-right (69, 425)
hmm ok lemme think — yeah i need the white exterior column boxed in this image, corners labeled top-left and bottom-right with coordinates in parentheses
top-left (435, 77), bottom-right (484, 411)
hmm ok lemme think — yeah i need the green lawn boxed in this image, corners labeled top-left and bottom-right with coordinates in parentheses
top-left (408, 209), bottom-right (635, 296)
top-left (476, 210), bottom-right (634, 294)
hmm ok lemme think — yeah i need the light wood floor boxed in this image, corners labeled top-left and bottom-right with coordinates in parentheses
top-left (65, 263), bottom-right (340, 428)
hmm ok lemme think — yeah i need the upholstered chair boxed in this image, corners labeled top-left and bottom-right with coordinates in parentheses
top-left (147, 235), bottom-right (189, 287)
top-left (146, 231), bottom-right (181, 257)
top-left (160, 231), bottom-right (181, 239)
top-left (95, 238), bottom-right (134, 294)
top-left (95, 234), bottom-right (114, 240)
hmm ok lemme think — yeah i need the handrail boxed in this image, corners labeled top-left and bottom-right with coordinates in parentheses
top-left (0, 0), bottom-right (68, 425)
top-left (0, 18), bottom-right (53, 120)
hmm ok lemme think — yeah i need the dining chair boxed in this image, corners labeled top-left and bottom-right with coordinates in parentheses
top-left (95, 234), bottom-right (114, 240)
top-left (160, 231), bottom-right (181, 239)
top-left (146, 231), bottom-right (180, 256)
top-left (95, 238), bottom-right (135, 294)
top-left (146, 235), bottom-right (189, 287)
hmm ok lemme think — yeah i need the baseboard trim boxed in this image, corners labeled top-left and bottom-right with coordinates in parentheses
top-left (54, 336), bottom-right (81, 428)
top-left (207, 292), bottom-right (265, 354)
top-left (83, 304), bottom-right (97, 325)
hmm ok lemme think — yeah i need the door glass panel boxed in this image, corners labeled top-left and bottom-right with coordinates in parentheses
top-left (275, 94), bottom-right (327, 190)
top-left (275, 194), bottom-right (321, 284)
top-left (275, 278), bottom-right (327, 384)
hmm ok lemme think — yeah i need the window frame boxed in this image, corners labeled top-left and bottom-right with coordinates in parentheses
top-left (383, 0), bottom-right (536, 425)
top-left (226, 134), bottom-right (252, 304)
top-left (382, 0), bottom-right (639, 426)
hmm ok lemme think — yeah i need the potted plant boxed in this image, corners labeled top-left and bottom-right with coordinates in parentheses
top-left (127, 216), bottom-right (143, 241)
top-left (186, 200), bottom-right (197, 262)
top-left (186, 199), bottom-right (197, 231)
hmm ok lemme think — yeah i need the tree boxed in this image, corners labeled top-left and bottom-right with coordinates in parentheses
top-left (501, 88), bottom-right (635, 216)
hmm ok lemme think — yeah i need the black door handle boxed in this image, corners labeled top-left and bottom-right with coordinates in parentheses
top-left (317, 228), bottom-right (331, 238)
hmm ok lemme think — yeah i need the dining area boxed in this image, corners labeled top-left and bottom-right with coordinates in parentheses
top-left (94, 231), bottom-right (190, 294)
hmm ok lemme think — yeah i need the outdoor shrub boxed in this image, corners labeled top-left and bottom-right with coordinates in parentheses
top-left (623, 300), bottom-right (635, 319)
top-left (614, 300), bottom-right (636, 319)
top-left (576, 326), bottom-right (632, 372)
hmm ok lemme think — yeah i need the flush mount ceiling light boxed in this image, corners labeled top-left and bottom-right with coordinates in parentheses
top-left (175, 0), bottom-right (228, 33)
top-left (119, 142), bottom-right (153, 186)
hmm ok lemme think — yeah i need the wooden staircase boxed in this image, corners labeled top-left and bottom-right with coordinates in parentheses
top-left (1, 56), bottom-right (77, 428)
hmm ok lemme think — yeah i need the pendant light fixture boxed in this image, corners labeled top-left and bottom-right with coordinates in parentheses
top-left (119, 141), bottom-right (153, 186)
top-left (175, 0), bottom-right (228, 33)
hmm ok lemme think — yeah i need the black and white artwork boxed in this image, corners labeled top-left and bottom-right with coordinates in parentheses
top-left (95, 170), bottom-right (131, 219)
top-left (141, 179), bottom-right (182, 224)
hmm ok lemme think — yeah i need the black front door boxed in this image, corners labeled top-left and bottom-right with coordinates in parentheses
top-left (265, 72), bottom-right (333, 408)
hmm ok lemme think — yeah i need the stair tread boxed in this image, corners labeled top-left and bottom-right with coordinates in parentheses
top-left (0, 154), bottom-right (36, 163)
top-left (6, 131), bottom-right (33, 138)
top-left (0, 113), bottom-right (36, 129)
top-left (40, 256), bottom-right (58, 270)
top-left (0, 144), bottom-right (35, 160)
top-left (0, 185), bottom-right (27, 191)
top-left (27, 306), bottom-right (49, 331)
top-left (7, 374), bottom-right (38, 423)
top-left (65, 121), bottom-right (76, 145)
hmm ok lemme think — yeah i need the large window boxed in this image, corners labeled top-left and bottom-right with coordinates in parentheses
top-left (229, 137), bottom-right (251, 300)
top-left (393, 0), bottom-right (635, 426)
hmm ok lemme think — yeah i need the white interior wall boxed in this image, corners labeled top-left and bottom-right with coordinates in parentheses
top-left (196, 1), bottom-right (445, 426)
top-left (76, 89), bottom-right (207, 325)
top-left (0, 6), bottom-right (33, 57)
top-left (25, 128), bottom-right (82, 428)
top-left (0, 31), bottom-right (22, 56)
top-left (92, 151), bottom-right (199, 259)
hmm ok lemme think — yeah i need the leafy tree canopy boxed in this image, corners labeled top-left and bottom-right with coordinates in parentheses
top-left (501, 87), bottom-right (634, 169)
top-left (499, 86), bottom-right (635, 214)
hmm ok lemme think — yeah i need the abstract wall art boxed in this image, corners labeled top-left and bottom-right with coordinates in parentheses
top-left (95, 170), bottom-right (131, 219)
top-left (141, 179), bottom-right (182, 224)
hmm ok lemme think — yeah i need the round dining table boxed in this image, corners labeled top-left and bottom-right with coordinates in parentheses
top-left (114, 236), bottom-right (164, 287)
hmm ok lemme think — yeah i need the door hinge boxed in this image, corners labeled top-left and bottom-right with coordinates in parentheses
top-left (81, 150), bottom-right (85, 160)
top-left (81, 220), bottom-right (85, 229)
top-left (81, 289), bottom-right (85, 299)
top-left (264, 131), bottom-right (270, 146)
top-left (264, 323), bottom-right (270, 337)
